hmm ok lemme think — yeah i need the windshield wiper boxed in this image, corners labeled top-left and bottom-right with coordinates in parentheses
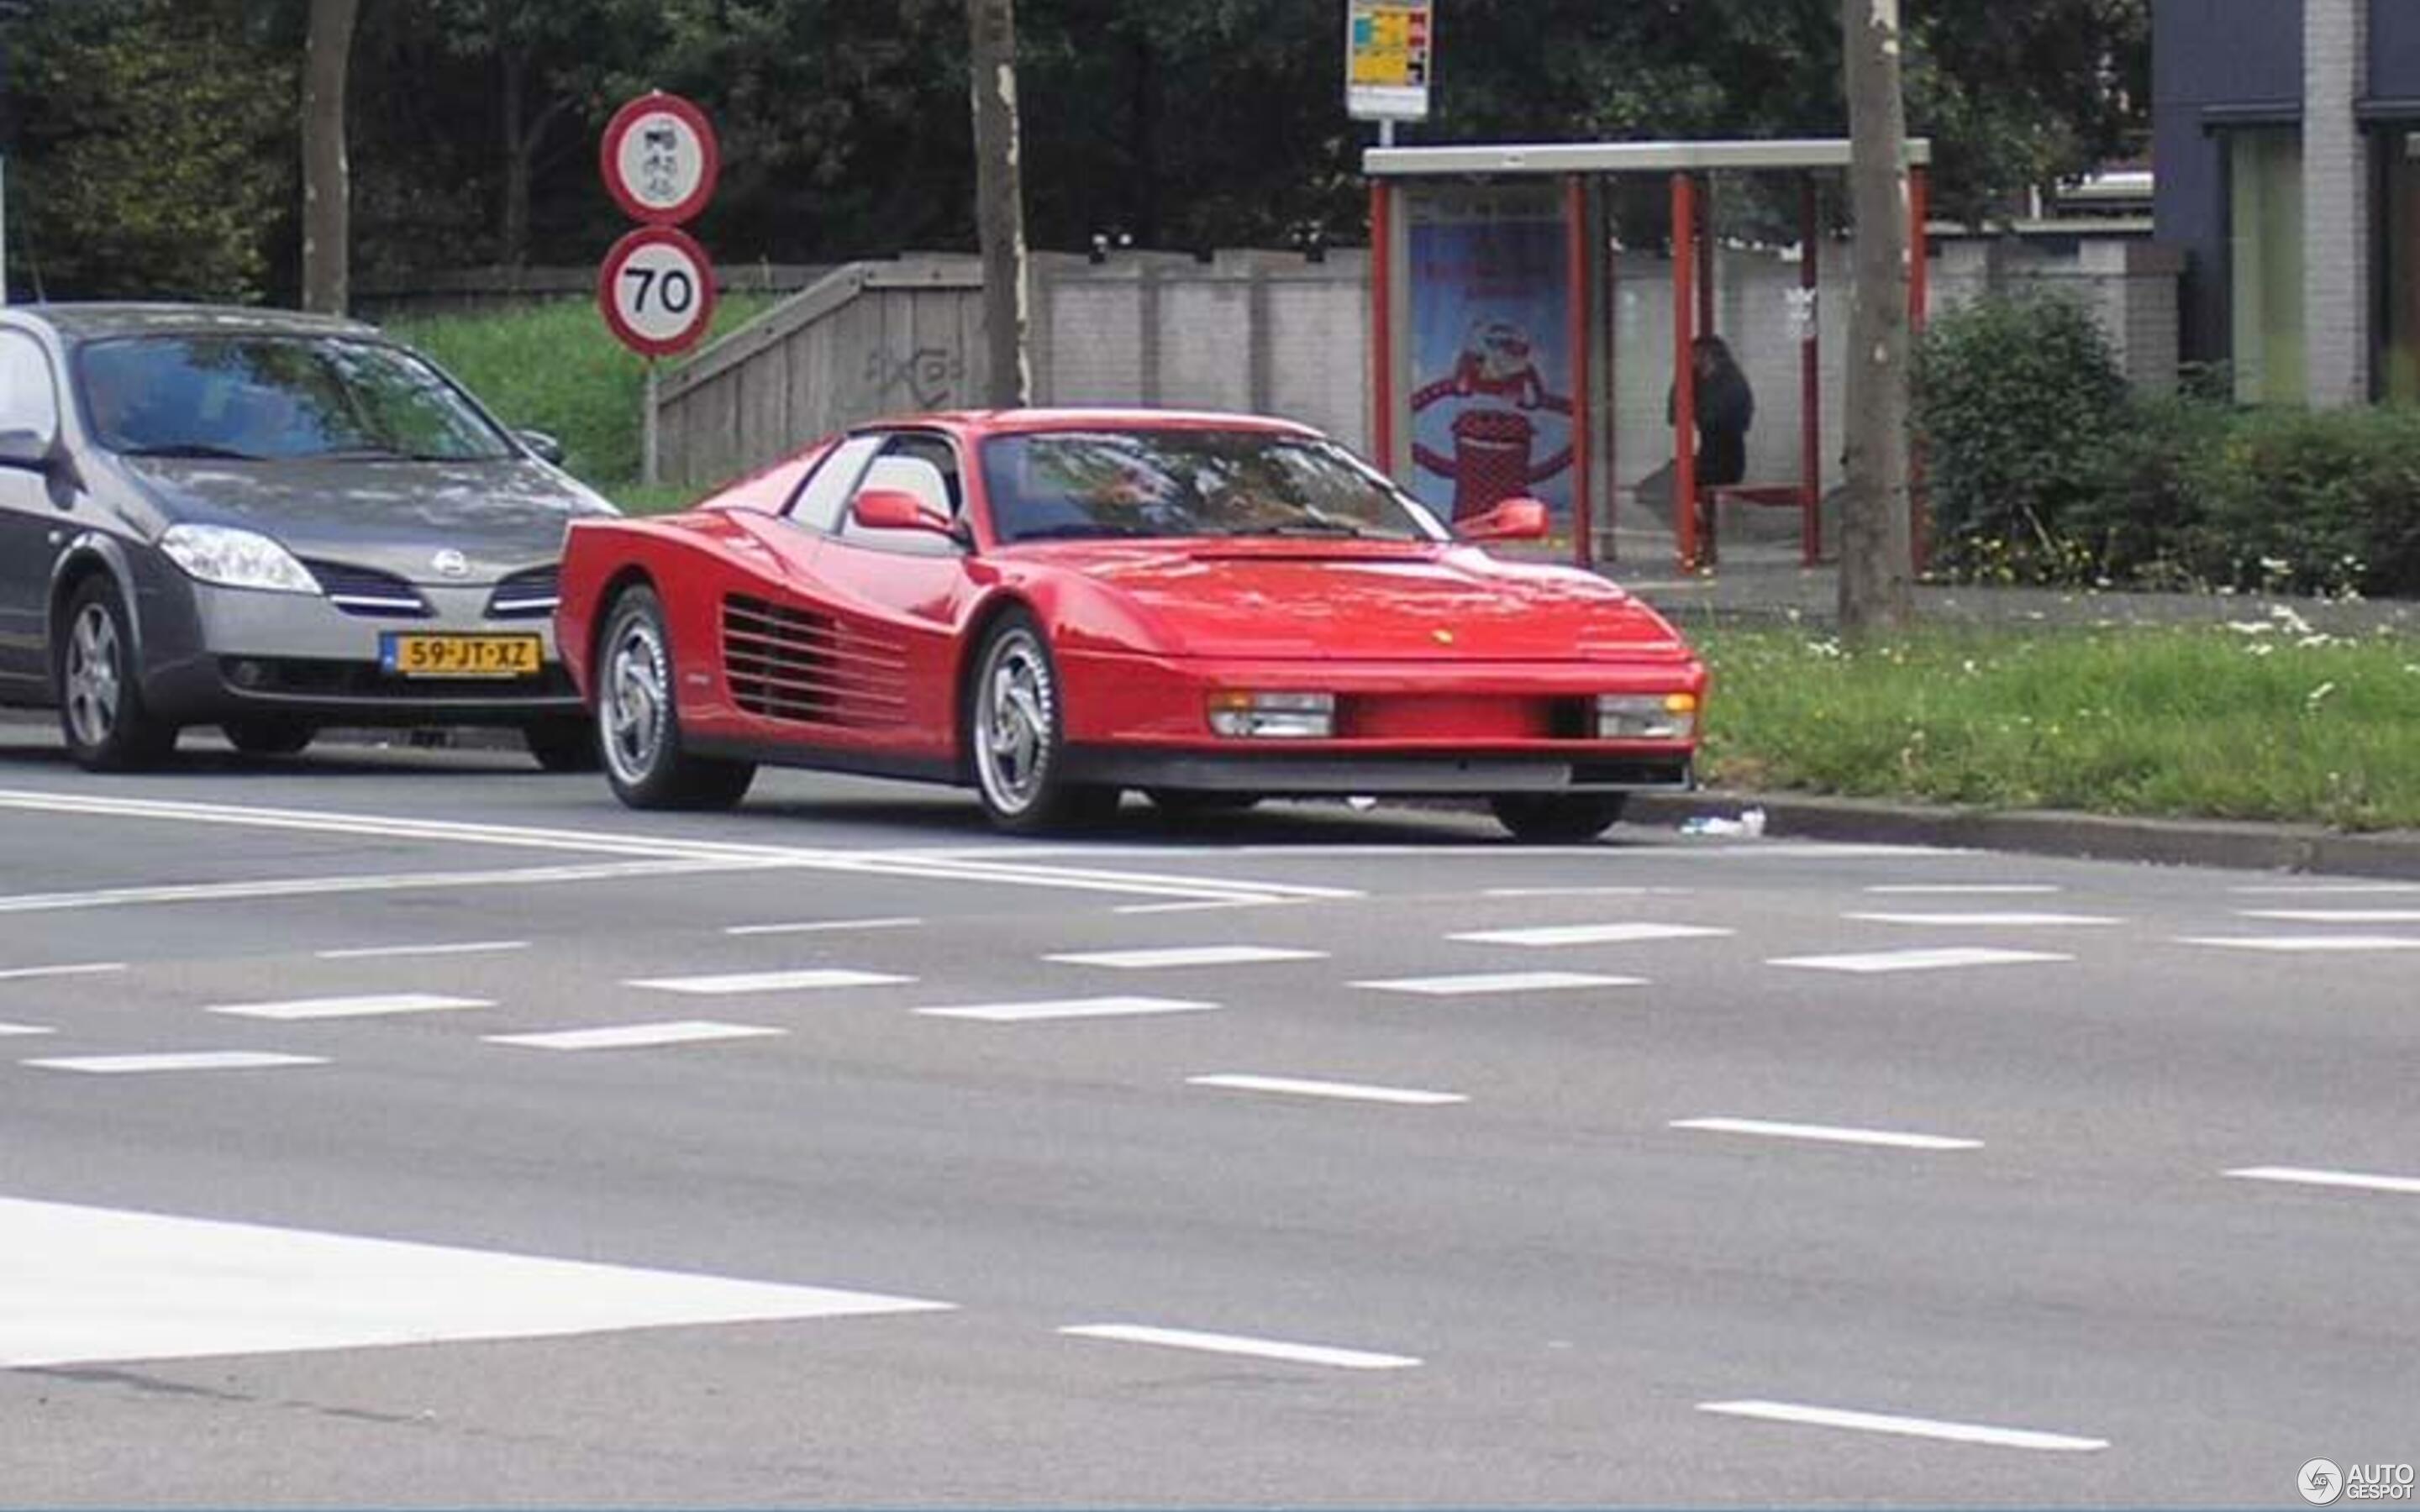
top-left (1230, 519), bottom-right (1380, 538)
top-left (115, 443), bottom-right (263, 461)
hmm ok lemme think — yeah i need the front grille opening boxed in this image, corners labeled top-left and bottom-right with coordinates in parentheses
top-left (302, 559), bottom-right (434, 619)
top-left (485, 565), bottom-right (559, 619)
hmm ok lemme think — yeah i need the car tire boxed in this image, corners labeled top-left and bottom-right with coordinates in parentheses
top-left (522, 716), bottom-right (600, 773)
top-left (596, 585), bottom-right (754, 811)
top-left (966, 609), bottom-right (1118, 834)
top-left (56, 576), bottom-right (177, 772)
top-left (1489, 792), bottom-right (1628, 843)
top-left (221, 717), bottom-right (316, 758)
top-left (1145, 789), bottom-right (1262, 820)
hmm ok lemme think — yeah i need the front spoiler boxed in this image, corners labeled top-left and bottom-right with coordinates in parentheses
top-left (1060, 746), bottom-right (1695, 795)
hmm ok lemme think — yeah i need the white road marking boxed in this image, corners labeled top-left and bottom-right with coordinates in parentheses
top-left (723, 917), bottom-right (923, 937)
top-left (629, 969), bottom-right (915, 995)
top-left (0, 962), bottom-right (127, 982)
top-left (0, 1195), bottom-right (950, 1368)
top-left (1046, 945), bottom-right (1327, 969)
top-left (2179, 934), bottom-right (2420, 953)
top-left (2223, 1165), bottom-right (2420, 1196)
top-left (1059, 1324), bottom-right (1419, 1371)
top-left (0, 858), bottom-right (755, 915)
top-left (315, 940), bottom-right (530, 960)
top-left (1672, 1116), bottom-right (1982, 1151)
top-left (1449, 922), bottom-right (1732, 948)
top-left (1770, 947), bottom-right (2072, 974)
top-left (1353, 971), bottom-right (1645, 995)
top-left (25, 1052), bottom-right (327, 1074)
top-left (2235, 909), bottom-right (2420, 924)
top-left (487, 1021), bottom-right (786, 1051)
top-left (1188, 1074), bottom-right (1466, 1106)
top-left (1697, 1399), bottom-right (2107, 1452)
top-left (1845, 911), bottom-right (2118, 927)
top-left (1113, 899), bottom-right (1292, 915)
top-left (940, 841), bottom-right (1954, 861)
top-left (916, 996), bottom-right (1218, 1023)
top-left (2230, 882), bottom-right (2420, 895)
top-left (1862, 884), bottom-right (2062, 895)
top-left (0, 1022), bottom-right (55, 1037)
top-left (207, 993), bottom-right (493, 1021)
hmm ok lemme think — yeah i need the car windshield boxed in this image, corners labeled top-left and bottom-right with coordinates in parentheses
top-left (980, 428), bottom-right (1446, 544)
top-left (76, 334), bottom-right (513, 463)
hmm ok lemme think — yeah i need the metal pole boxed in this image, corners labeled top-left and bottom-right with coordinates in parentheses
top-left (1564, 173), bottom-right (1591, 570)
top-left (641, 361), bottom-right (660, 488)
top-left (1672, 171), bottom-right (1699, 573)
top-left (1369, 176), bottom-right (1396, 475)
top-left (0, 158), bottom-right (10, 307)
top-left (1801, 179), bottom-right (1821, 564)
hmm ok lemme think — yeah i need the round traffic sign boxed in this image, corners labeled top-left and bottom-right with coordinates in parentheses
top-left (600, 92), bottom-right (720, 226)
top-left (597, 226), bottom-right (717, 357)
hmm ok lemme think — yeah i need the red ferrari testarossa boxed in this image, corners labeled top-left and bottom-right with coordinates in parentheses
top-left (556, 410), bottom-right (1707, 839)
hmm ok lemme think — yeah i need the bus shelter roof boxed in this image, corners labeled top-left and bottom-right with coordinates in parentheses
top-left (1363, 137), bottom-right (1932, 178)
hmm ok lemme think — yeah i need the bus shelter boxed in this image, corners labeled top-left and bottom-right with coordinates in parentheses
top-left (1362, 139), bottom-right (1932, 573)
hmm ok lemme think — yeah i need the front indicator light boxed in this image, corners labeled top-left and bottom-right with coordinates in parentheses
top-left (1597, 691), bottom-right (1697, 740)
top-left (1207, 690), bottom-right (1334, 738)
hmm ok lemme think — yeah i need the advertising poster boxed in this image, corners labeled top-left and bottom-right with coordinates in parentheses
top-left (1406, 186), bottom-right (1574, 526)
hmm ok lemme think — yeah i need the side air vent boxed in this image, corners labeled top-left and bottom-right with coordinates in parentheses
top-left (721, 595), bottom-right (908, 727)
top-left (485, 565), bottom-right (559, 619)
top-left (302, 559), bottom-right (434, 618)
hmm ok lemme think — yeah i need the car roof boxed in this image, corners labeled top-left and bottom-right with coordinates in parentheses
top-left (862, 408), bottom-right (1327, 440)
top-left (0, 302), bottom-right (384, 345)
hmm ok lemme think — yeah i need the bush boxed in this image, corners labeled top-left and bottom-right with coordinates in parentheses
top-left (1915, 290), bottom-right (2131, 584)
top-left (2169, 406), bottom-right (2420, 598)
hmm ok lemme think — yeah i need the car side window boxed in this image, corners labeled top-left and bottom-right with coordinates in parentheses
top-left (784, 433), bottom-right (885, 533)
top-left (0, 333), bottom-right (60, 442)
top-left (839, 434), bottom-right (963, 557)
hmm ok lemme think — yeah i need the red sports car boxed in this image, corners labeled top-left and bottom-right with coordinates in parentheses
top-left (555, 410), bottom-right (1707, 839)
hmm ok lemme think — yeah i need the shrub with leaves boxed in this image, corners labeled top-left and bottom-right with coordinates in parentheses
top-left (2171, 406), bottom-right (2420, 598)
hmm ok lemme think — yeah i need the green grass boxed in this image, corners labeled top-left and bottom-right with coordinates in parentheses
top-left (387, 296), bottom-right (772, 497)
top-left (1697, 617), bottom-right (2420, 831)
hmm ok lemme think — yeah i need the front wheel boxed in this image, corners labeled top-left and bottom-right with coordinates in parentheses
top-left (57, 577), bottom-right (177, 772)
top-left (966, 610), bottom-right (1118, 834)
top-left (597, 585), bottom-right (754, 810)
top-left (1490, 792), bottom-right (1628, 843)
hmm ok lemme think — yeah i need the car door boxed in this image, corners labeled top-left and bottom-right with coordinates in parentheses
top-left (0, 328), bottom-right (69, 696)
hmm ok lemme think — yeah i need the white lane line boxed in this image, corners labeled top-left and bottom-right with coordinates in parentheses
top-left (1449, 922), bottom-right (1732, 948)
top-left (916, 996), bottom-right (1218, 1023)
top-left (0, 962), bottom-right (127, 982)
top-left (208, 993), bottom-right (494, 1021)
top-left (25, 1052), bottom-right (328, 1074)
top-left (1697, 1399), bottom-right (2107, 1452)
top-left (1770, 948), bottom-right (2072, 974)
top-left (1059, 1324), bottom-right (1420, 1371)
top-left (0, 1022), bottom-right (55, 1037)
top-left (487, 1021), bottom-right (786, 1051)
top-left (1672, 1116), bottom-right (1982, 1152)
top-left (2230, 882), bottom-right (2420, 895)
top-left (723, 917), bottom-right (923, 937)
top-left (1113, 899), bottom-right (1292, 915)
top-left (1188, 1074), bottom-right (1465, 1106)
top-left (2235, 909), bottom-right (2420, 924)
top-left (2223, 1165), bottom-right (2420, 1196)
top-left (1845, 911), bottom-right (2119, 927)
top-left (2178, 934), bottom-right (2420, 953)
top-left (1353, 971), bottom-right (1646, 995)
top-left (629, 969), bottom-right (916, 995)
top-left (1862, 884), bottom-right (2062, 895)
top-left (1046, 945), bottom-right (1327, 969)
top-left (941, 841), bottom-right (1954, 860)
top-left (314, 940), bottom-right (530, 960)
top-left (0, 858), bottom-right (756, 915)
top-left (0, 1194), bottom-right (950, 1368)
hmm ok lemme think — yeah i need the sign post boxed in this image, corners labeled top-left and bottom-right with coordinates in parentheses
top-left (598, 91), bottom-right (722, 485)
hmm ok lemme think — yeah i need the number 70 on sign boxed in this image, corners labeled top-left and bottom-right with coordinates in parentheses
top-left (597, 225), bottom-right (718, 358)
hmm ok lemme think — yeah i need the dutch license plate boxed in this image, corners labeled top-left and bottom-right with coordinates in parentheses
top-left (380, 633), bottom-right (543, 679)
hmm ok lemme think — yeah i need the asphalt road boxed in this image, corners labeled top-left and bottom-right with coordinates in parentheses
top-left (0, 723), bottom-right (2413, 1506)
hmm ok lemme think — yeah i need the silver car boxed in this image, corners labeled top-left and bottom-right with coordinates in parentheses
top-left (0, 304), bottom-right (617, 770)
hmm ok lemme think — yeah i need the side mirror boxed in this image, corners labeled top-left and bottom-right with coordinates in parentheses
top-left (1458, 496), bottom-right (1551, 543)
top-left (517, 428), bottom-right (566, 465)
top-left (0, 427), bottom-right (56, 473)
top-left (851, 486), bottom-right (956, 536)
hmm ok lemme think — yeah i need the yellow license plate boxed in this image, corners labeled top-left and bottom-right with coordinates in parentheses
top-left (380, 633), bottom-right (543, 679)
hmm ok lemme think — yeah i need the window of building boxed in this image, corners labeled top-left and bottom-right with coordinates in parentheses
top-left (2381, 131), bottom-right (2420, 404)
top-left (2228, 129), bottom-right (2306, 406)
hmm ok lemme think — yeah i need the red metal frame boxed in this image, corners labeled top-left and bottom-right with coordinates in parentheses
top-left (1670, 172), bottom-right (1700, 572)
top-left (1565, 175), bottom-right (1593, 570)
top-left (1908, 165), bottom-right (1932, 575)
top-left (1799, 180), bottom-right (1823, 564)
top-left (1370, 178), bottom-right (1396, 476)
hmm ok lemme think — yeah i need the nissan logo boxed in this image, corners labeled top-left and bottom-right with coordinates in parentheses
top-left (431, 549), bottom-right (472, 579)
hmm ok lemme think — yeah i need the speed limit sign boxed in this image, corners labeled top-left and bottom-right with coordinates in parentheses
top-left (597, 226), bottom-right (717, 357)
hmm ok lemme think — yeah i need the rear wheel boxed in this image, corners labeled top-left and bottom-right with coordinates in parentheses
top-left (522, 716), bottom-right (600, 773)
top-left (1490, 792), bottom-right (1628, 843)
top-left (967, 610), bottom-right (1118, 834)
top-left (597, 586), bottom-right (754, 810)
top-left (57, 577), bottom-right (176, 772)
top-left (221, 717), bottom-right (315, 758)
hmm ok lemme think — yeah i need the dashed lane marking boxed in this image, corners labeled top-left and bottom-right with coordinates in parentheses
top-left (2234, 909), bottom-right (2420, 925)
top-left (0, 858), bottom-right (760, 915)
top-left (723, 917), bottom-right (923, 937)
top-left (1059, 1324), bottom-right (1420, 1371)
top-left (0, 1195), bottom-right (950, 1368)
top-left (629, 969), bottom-right (916, 995)
top-left (486, 1021), bottom-right (786, 1051)
top-left (315, 941), bottom-right (530, 960)
top-left (1449, 922), bottom-right (1732, 948)
top-left (1046, 945), bottom-right (1326, 970)
top-left (915, 996), bottom-right (1219, 1023)
top-left (0, 962), bottom-right (126, 982)
top-left (1770, 948), bottom-right (2072, 974)
top-left (1187, 1074), bottom-right (1466, 1106)
top-left (0, 1023), bottom-right (55, 1037)
top-left (2230, 882), bottom-right (2420, 895)
top-left (1671, 1116), bottom-right (1982, 1152)
top-left (24, 1052), bottom-right (327, 1074)
top-left (207, 993), bottom-right (494, 1021)
top-left (1844, 911), bottom-right (2119, 927)
top-left (2223, 1165), bottom-right (2420, 1196)
top-left (1352, 971), bottom-right (1645, 995)
top-left (1697, 1399), bottom-right (2107, 1452)
top-left (2178, 935), bottom-right (2420, 953)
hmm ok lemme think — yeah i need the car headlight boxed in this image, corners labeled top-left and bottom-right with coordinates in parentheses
top-left (1207, 690), bottom-right (1334, 738)
top-left (158, 524), bottom-right (318, 594)
top-left (1597, 691), bottom-right (1698, 740)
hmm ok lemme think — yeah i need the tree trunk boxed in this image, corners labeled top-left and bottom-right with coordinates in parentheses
top-left (967, 0), bottom-right (1030, 407)
top-left (500, 47), bottom-right (531, 270)
top-left (1837, 0), bottom-right (1914, 637)
top-left (301, 0), bottom-right (360, 315)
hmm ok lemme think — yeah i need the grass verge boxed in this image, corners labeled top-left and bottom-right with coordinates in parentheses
top-left (1696, 612), bottom-right (2420, 831)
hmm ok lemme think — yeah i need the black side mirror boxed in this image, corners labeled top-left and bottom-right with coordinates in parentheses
top-left (516, 428), bottom-right (566, 465)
